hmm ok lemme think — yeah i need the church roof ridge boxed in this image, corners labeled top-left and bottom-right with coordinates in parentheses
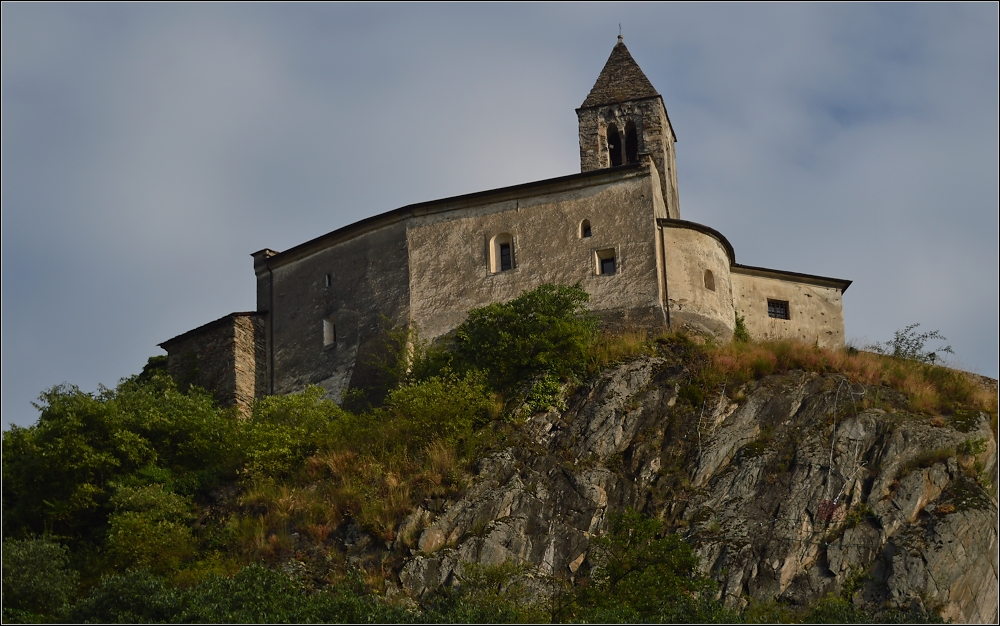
top-left (580, 37), bottom-right (660, 109)
top-left (256, 162), bottom-right (647, 274)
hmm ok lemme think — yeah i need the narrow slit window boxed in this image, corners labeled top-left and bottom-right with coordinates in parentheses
top-left (581, 220), bottom-right (592, 238)
top-left (325, 273), bottom-right (332, 287)
top-left (767, 299), bottom-right (790, 320)
top-left (704, 269), bottom-right (715, 291)
top-left (596, 248), bottom-right (616, 275)
top-left (323, 316), bottom-right (337, 348)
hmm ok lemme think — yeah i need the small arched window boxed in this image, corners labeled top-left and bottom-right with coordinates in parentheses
top-left (580, 220), bottom-right (592, 238)
top-left (490, 233), bottom-right (514, 273)
top-left (624, 120), bottom-right (639, 164)
top-left (607, 124), bottom-right (622, 167)
top-left (704, 269), bottom-right (716, 291)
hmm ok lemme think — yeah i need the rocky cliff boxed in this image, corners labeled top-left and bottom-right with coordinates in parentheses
top-left (392, 355), bottom-right (998, 622)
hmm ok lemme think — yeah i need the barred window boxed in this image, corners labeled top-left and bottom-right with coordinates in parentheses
top-left (767, 299), bottom-right (789, 320)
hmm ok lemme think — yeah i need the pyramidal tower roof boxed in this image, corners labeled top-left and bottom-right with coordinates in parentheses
top-left (580, 36), bottom-right (659, 109)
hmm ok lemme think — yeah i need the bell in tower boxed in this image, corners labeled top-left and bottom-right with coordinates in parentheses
top-left (577, 36), bottom-right (680, 219)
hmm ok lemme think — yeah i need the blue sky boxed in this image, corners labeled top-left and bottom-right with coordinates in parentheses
top-left (3, 3), bottom-right (997, 428)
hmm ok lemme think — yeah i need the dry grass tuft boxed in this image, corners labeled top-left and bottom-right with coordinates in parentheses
top-left (230, 436), bottom-right (475, 560)
top-left (701, 339), bottom-right (997, 417)
top-left (587, 328), bottom-right (658, 373)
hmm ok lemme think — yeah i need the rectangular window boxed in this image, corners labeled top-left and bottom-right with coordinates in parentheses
top-left (596, 248), bottom-right (616, 275)
top-left (499, 243), bottom-right (512, 271)
top-left (767, 299), bottom-right (790, 320)
top-left (323, 316), bottom-right (337, 348)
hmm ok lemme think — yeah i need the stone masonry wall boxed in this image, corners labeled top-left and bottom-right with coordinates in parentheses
top-left (232, 314), bottom-right (266, 413)
top-left (161, 313), bottom-right (265, 413)
top-left (578, 97), bottom-right (679, 219)
top-left (261, 222), bottom-right (411, 403)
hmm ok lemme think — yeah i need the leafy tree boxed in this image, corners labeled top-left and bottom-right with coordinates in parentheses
top-left (71, 565), bottom-right (411, 624)
top-left (867, 323), bottom-right (954, 364)
top-left (2, 374), bottom-right (234, 545)
top-left (239, 386), bottom-right (349, 478)
top-left (368, 370), bottom-right (496, 454)
top-left (421, 561), bottom-right (547, 623)
top-left (69, 569), bottom-right (181, 624)
top-left (558, 509), bottom-right (735, 623)
top-left (104, 484), bottom-right (196, 574)
top-left (2, 537), bottom-right (79, 623)
top-left (451, 283), bottom-right (597, 396)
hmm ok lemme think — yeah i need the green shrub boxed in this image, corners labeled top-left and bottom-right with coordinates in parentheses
top-left (70, 569), bottom-right (180, 624)
top-left (452, 283), bottom-right (597, 394)
top-left (800, 594), bottom-right (944, 624)
top-left (2, 537), bottom-right (79, 622)
top-left (801, 595), bottom-right (868, 623)
top-left (422, 561), bottom-right (546, 623)
top-left (866, 323), bottom-right (953, 364)
top-left (105, 484), bottom-right (196, 574)
top-left (71, 565), bottom-right (413, 624)
top-left (240, 387), bottom-right (349, 478)
top-left (2, 374), bottom-right (234, 545)
top-left (371, 370), bottom-right (495, 454)
top-left (557, 509), bottom-right (735, 623)
top-left (522, 371), bottom-right (567, 415)
top-left (733, 312), bottom-right (751, 343)
top-left (958, 435), bottom-right (988, 457)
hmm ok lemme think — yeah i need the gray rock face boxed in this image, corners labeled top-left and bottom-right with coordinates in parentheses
top-left (395, 358), bottom-right (999, 623)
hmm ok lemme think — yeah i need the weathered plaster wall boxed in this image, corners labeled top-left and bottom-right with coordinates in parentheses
top-left (161, 313), bottom-right (264, 413)
top-left (406, 166), bottom-right (666, 340)
top-left (578, 97), bottom-right (680, 219)
top-left (661, 225), bottom-right (735, 339)
top-left (732, 269), bottom-right (845, 347)
top-left (260, 222), bottom-right (410, 401)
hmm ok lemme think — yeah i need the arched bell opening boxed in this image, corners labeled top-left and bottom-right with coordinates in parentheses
top-left (624, 121), bottom-right (639, 164)
top-left (607, 124), bottom-right (622, 167)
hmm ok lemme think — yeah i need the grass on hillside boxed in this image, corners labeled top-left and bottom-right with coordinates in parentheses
top-left (587, 328), bottom-right (996, 434)
top-left (703, 338), bottom-right (996, 420)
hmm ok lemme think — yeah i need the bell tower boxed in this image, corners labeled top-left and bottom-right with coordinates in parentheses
top-left (577, 36), bottom-right (680, 219)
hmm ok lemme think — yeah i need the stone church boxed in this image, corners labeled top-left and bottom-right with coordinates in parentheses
top-left (160, 37), bottom-right (851, 412)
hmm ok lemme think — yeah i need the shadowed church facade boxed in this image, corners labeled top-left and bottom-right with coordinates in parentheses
top-left (160, 38), bottom-right (851, 411)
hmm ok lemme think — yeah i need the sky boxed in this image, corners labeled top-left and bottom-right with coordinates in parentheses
top-left (3, 3), bottom-right (997, 428)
